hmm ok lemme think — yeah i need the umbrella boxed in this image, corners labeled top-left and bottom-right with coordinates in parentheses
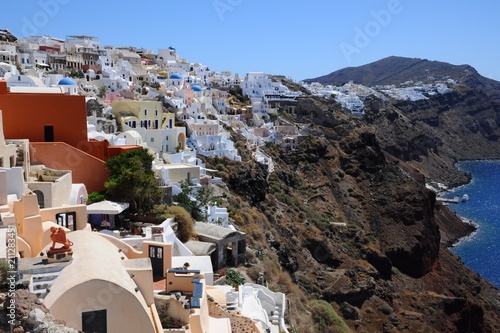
top-left (86, 200), bottom-right (129, 215)
top-left (86, 200), bottom-right (129, 229)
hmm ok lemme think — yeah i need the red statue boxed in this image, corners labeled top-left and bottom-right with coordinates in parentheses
top-left (49, 226), bottom-right (73, 254)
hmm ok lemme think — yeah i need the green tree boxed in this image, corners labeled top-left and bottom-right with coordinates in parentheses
top-left (87, 192), bottom-right (105, 205)
top-left (69, 69), bottom-right (84, 78)
top-left (173, 180), bottom-right (195, 215)
top-left (105, 148), bottom-right (162, 213)
top-left (194, 183), bottom-right (218, 220)
top-left (97, 86), bottom-right (108, 98)
top-left (173, 181), bottom-right (218, 221)
top-left (15, 62), bottom-right (23, 75)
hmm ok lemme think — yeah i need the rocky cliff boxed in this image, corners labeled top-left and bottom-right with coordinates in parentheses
top-left (204, 60), bottom-right (500, 332)
top-left (4, 57), bottom-right (500, 333)
top-left (206, 122), bottom-right (500, 332)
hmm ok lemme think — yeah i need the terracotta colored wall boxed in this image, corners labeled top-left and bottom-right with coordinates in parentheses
top-left (30, 142), bottom-right (109, 193)
top-left (107, 145), bottom-right (142, 159)
top-left (85, 139), bottom-right (110, 161)
top-left (0, 82), bottom-right (87, 149)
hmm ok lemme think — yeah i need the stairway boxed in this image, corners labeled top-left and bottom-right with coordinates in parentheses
top-left (30, 272), bottom-right (61, 301)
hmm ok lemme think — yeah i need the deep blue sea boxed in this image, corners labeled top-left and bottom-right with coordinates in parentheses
top-left (443, 160), bottom-right (500, 288)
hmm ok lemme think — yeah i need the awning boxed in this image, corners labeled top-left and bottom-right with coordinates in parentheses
top-left (86, 200), bottom-right (129, 215)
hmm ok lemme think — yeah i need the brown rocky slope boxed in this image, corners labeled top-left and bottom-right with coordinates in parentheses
top-left (205, 85), bottom-right (500, 332)
top-left (206, 138), bottom-right (500, 332)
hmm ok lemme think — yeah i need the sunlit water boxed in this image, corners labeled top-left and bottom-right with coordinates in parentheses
top-left (443, 160), bottom-right (500, 287)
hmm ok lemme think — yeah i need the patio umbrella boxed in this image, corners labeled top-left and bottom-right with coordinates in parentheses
top-left (86, 200), bottom-right (129, 228)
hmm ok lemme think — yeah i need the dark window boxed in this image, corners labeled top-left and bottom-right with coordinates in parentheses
top-left (56, 211), bottom-right (77, 231)
top-left (82, 309), bottom-right (107, 333)
top-left (44, 125), bottom-right (54, 142)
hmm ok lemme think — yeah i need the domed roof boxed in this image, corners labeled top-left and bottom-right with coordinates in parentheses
top-left (169, 46), bottom-right (176, 51)
top-left (192, 85), bottom-right (202, 92)
top-left (169, 73), bottom-right (183, 80)
top-left (58, 77), bottom-right (77, 86)
top-left (206, 87), bottom-right (212, 90)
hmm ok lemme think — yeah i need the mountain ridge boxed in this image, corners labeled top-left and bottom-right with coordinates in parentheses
top-left (304, 56), bottom-right (500, 100)
top-left (249, 62), bottom-right (500, 331)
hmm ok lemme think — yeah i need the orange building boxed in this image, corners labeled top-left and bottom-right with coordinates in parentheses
top-left (0, 80), bottom-right (87, 148)
top-left (0, 80), bottom-right (110, 193)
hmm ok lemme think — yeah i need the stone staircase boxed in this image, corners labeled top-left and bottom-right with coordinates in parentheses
top-left (30, 272), bottom-right (61, 301)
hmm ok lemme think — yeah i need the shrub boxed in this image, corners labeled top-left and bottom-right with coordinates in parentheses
top-left (165, 206), bottom-right (194, 242)
top-left (308, 300), bottom-right (350, 333)
top-left (0, 259), bottom-right (9, 287)
top-left (87, 192), bottom-right (105, 205)
top-left (225, 269), bottom-right (245, 287)
top-left (246, 265), bottom-right (262, 282)
top-left (161, 316), bottom-right (186, 329)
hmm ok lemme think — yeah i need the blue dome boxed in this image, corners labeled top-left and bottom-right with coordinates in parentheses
top-left (169, 46), bottom-right (176, 51)
top-left (169, 73), bottom-right (183, 80)
top-left (206, 87), bottom-right (212, 90)
top-left (58, 77), bottom-right (76, 86)
top-left (192, 85), bottom-right (202, 92)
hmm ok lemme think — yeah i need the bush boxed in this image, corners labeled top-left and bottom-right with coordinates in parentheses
top-left (225, 269), bottom-right (245, 287)
top-left (87, 192), bottom-right (105, 205)
top-left (0, 259), bottom-right (9, 287)
top-left (165, 206), bottom-right (194, 242)
top-left (308, 300), bottom-right (350, 333)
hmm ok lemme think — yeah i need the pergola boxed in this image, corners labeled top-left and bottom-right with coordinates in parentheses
top-left (193, 222), bottom-right (246, 270)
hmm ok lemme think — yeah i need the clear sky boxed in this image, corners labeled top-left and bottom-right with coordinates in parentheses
top-left (3, 0), bottom-right (500, 81)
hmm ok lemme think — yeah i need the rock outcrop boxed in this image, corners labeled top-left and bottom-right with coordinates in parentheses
top-left (207, 66), bottom-right (500, 331)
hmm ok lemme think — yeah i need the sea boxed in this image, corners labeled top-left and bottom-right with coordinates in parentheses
top-left (443, 160), bottom-right (500, 288)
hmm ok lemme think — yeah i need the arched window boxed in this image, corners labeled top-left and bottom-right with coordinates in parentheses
top-left (33, 190), bottom-right (44, 208)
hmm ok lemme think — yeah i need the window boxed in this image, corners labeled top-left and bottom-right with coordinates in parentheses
top-left (150, 137), bottom-right (154, 142)
top-left (144, 109), bottom-right (147, 116)
top-left (82, 310), bottom-right (107, 333)
top-left (44, 125), bottom-right (54, 142)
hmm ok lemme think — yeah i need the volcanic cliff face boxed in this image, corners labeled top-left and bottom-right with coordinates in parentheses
top-left (204, 59), bottom-right (500, 332)
top-left (305, 56), bottom-right (500, 187)
top-left (206, 122), bottom-right (500, 332)
top-left (212, 121), bottom-right (500, 332)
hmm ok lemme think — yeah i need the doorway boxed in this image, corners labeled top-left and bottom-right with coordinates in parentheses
top-left (149, 245), bottom-right (164, 277)
top-left (44, 125), bottom-right (54, 142)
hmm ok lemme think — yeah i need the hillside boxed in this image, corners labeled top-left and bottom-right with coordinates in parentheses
top-left (205, 116), bottom-right (500, 332)
top-left (4, 56), bottom-right (500, 333)
top-left (304, 56), bottom-right (500, 101)
top-left (201, 59), bottom-right (500, 332)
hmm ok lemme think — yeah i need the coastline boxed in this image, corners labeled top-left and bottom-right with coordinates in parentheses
top-left (434, 202), bottom-right (477, 248)
top-left (433, 159), bottom-right (493, 246)
top-left (438, 159), bottom-right (500, 288)
top-left (448, 216), bottom-right (479, 248)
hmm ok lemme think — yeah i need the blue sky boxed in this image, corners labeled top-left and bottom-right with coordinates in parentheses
top-left (3, 0), bottom-right (500, 81)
